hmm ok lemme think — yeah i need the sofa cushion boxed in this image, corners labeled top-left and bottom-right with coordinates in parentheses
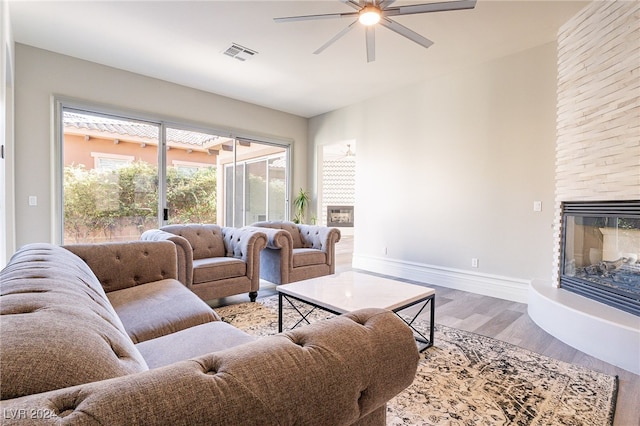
top-left (161, 224), bottom-right (226, 260)
top-left (107, 279), bottom-right (219, 343)
top-left (0, 243), bottom-right (148, 400)
top-left (136, 321), bottom-right (257, 369)
top-left (292, 248), bottom-right (327, 268)
top-left (64, 241), bottom-right (178, 293)
top-left (192, 257), bottom-right (247, 284)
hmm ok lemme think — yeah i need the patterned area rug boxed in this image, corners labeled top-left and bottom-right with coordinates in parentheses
top-left (216, 296), bottom-right (618, 426)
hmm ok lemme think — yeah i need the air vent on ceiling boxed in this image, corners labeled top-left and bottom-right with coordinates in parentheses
top-left (223, 43), bottom-right (258, 62)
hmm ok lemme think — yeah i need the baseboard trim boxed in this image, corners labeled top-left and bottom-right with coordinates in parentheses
top-left (352, 254), bottom-right (530, 303)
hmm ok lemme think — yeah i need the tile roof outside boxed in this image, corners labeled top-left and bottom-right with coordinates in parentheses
top-left (63, 112), bottom-right (220, 147)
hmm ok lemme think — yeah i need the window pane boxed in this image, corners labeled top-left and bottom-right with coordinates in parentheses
top-left (165, 127), bottom-right (221, 224)
top-left (221, 141), bottom-right (288, 226)
top-left (268, 155), bottom-right (286, 221)
top-left (62, 110), bottom-right (159, 243)
top-left (234, 163), bottom-right (245, 227)
top-left (225, 165), bottom-right (234, 226)
top-left (246, 160), bottom-right (267, 224)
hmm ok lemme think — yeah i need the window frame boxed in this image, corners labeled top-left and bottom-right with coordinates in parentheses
top-left (53, 97), bottom-right (292, 244)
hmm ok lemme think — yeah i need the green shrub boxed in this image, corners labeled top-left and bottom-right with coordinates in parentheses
top-left (63, 162), bottom-right (217, 243)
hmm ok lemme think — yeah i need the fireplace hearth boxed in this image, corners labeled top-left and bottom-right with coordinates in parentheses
top-left (560, 201), bottom-right (640, 316)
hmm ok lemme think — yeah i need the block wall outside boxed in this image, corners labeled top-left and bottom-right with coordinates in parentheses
top-left (553, 1), bottom-right (640, 285)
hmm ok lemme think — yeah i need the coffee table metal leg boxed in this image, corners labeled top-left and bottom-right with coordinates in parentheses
top-left (278, 293), bottom-right (284, 332)
top-left (278, 293), bottom-right (324, 332)
top-left (394, 295), bottom-right (435, 352)
top-left (429, 294), bottom-right (435, 348)
top-left (278, 290), bottom-right (435, 352)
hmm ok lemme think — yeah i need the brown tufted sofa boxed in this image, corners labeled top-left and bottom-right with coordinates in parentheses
top-left (141, 224), bottom-right (267, 302)
top-left (0, 241), bottom-right (419, 425)
top-left (249, 221), bottom-right (341, 284)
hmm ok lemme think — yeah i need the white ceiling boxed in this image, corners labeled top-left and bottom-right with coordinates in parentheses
top-left (9, 0), bottom-right (588, 118)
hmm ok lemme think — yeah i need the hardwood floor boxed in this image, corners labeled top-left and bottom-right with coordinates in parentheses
top-left (414, 286), bottom-right (640, 426)
top-left (212, 235), bottom-right (640, 426)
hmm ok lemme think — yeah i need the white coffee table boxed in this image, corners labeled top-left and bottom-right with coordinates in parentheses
top-left (276, 271), bottom-right (435, 351)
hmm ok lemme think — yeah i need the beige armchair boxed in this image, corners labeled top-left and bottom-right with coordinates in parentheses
top-left (141, 224), bottom-right (267, 302)
top-left (250, 221), bottom-right (341, 284)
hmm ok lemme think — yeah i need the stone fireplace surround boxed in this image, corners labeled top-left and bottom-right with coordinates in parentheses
top-left (527, 1), bottom-right (640, 375)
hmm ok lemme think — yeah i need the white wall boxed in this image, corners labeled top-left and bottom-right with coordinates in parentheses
top-left (1, 0), bottom-right (16, 267)
top-left (309, 43), bottom-right (558, 302)
top-left (13, 44), bottom-right (308, 248)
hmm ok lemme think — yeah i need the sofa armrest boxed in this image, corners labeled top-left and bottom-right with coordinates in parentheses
top-left (297, 224), bottom-right (341, 270)
top-left (246, 226), bottom-right (294, 281)
top-left (296, 224), bottom-right (341, 252)
top-left (141, 229), bottom-right (193, 287)
top-left (220, 226), bottom-right (268, 282)
top-left (248, 227), bottom-right (293, 252)
top-left (63, 241), bottom-right (178, 293)
top-left (0, 309), bottom-right (418, 425)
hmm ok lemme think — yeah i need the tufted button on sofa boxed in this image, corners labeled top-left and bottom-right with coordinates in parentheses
top-left (0, 241), bottom-right (419, 425)
top-left (141, 224), bottom-right (267, 302)
top-left (249, 221), bottom-right (341, 284)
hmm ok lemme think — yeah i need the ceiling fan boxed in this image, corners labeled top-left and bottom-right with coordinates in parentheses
top-left (274, 0), bottom-right (477, 62)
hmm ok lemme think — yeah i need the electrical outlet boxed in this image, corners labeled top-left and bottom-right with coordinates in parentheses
top-left (533, 201), bottom-right (542, 212)
top-left (28, 196), bottom-right (37, 206)
top-left (471, 258), bottom-right (479, 268)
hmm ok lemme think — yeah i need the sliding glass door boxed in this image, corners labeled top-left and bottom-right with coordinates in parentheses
top-left (62, 109), bottom-right (160, 243)
top-left (222, 140), bottom-right (287, 227)
top-left (163, 125), bottom-right (228, 225)
top-left (60, 106), bottom-right (289, 243)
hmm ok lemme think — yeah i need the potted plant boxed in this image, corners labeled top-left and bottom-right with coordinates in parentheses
top-left (292, 188), bottom-right (310, 224)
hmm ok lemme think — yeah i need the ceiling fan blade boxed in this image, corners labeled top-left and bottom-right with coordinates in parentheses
top-left (274, 12), bottom-right (358, 23)
top-left (365, 26), bottom-right (375, 62)
top-left (314, 20), bottom-right (359, 55)
top-left (339, 0), bottom-right (364, 11)
top-left (378, 0), bottom-right (396, 10)
top-left (384, 0), bottom-right (476, 17)
top-left (379, 17), bottom-right (434, 49)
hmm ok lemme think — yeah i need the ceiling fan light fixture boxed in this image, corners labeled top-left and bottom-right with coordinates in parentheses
top-left (358, 5), bottom-right (381, 26)
top-left (275, 0), bottom-right (476, 61)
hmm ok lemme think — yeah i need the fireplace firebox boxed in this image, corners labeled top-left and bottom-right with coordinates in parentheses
top-left (327, 206), bottom-right (354, 227)
top-left (560, 200), bottom-right (640, 316)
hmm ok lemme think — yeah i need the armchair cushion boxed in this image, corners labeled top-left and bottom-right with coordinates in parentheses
top-left (280, 222), bottom-right (306, 248)
top-left (292, 248), bottom-right (327, 268)
top-left (161, 224), bottom-right (226, 260)
top-left (192, 257), bottom-right (247, 284)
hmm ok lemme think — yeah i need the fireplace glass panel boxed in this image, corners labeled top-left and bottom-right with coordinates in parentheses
top-left (327, 206), bottom-right (354, 227)
top-left (561, 208), bottom-right (640, 315)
